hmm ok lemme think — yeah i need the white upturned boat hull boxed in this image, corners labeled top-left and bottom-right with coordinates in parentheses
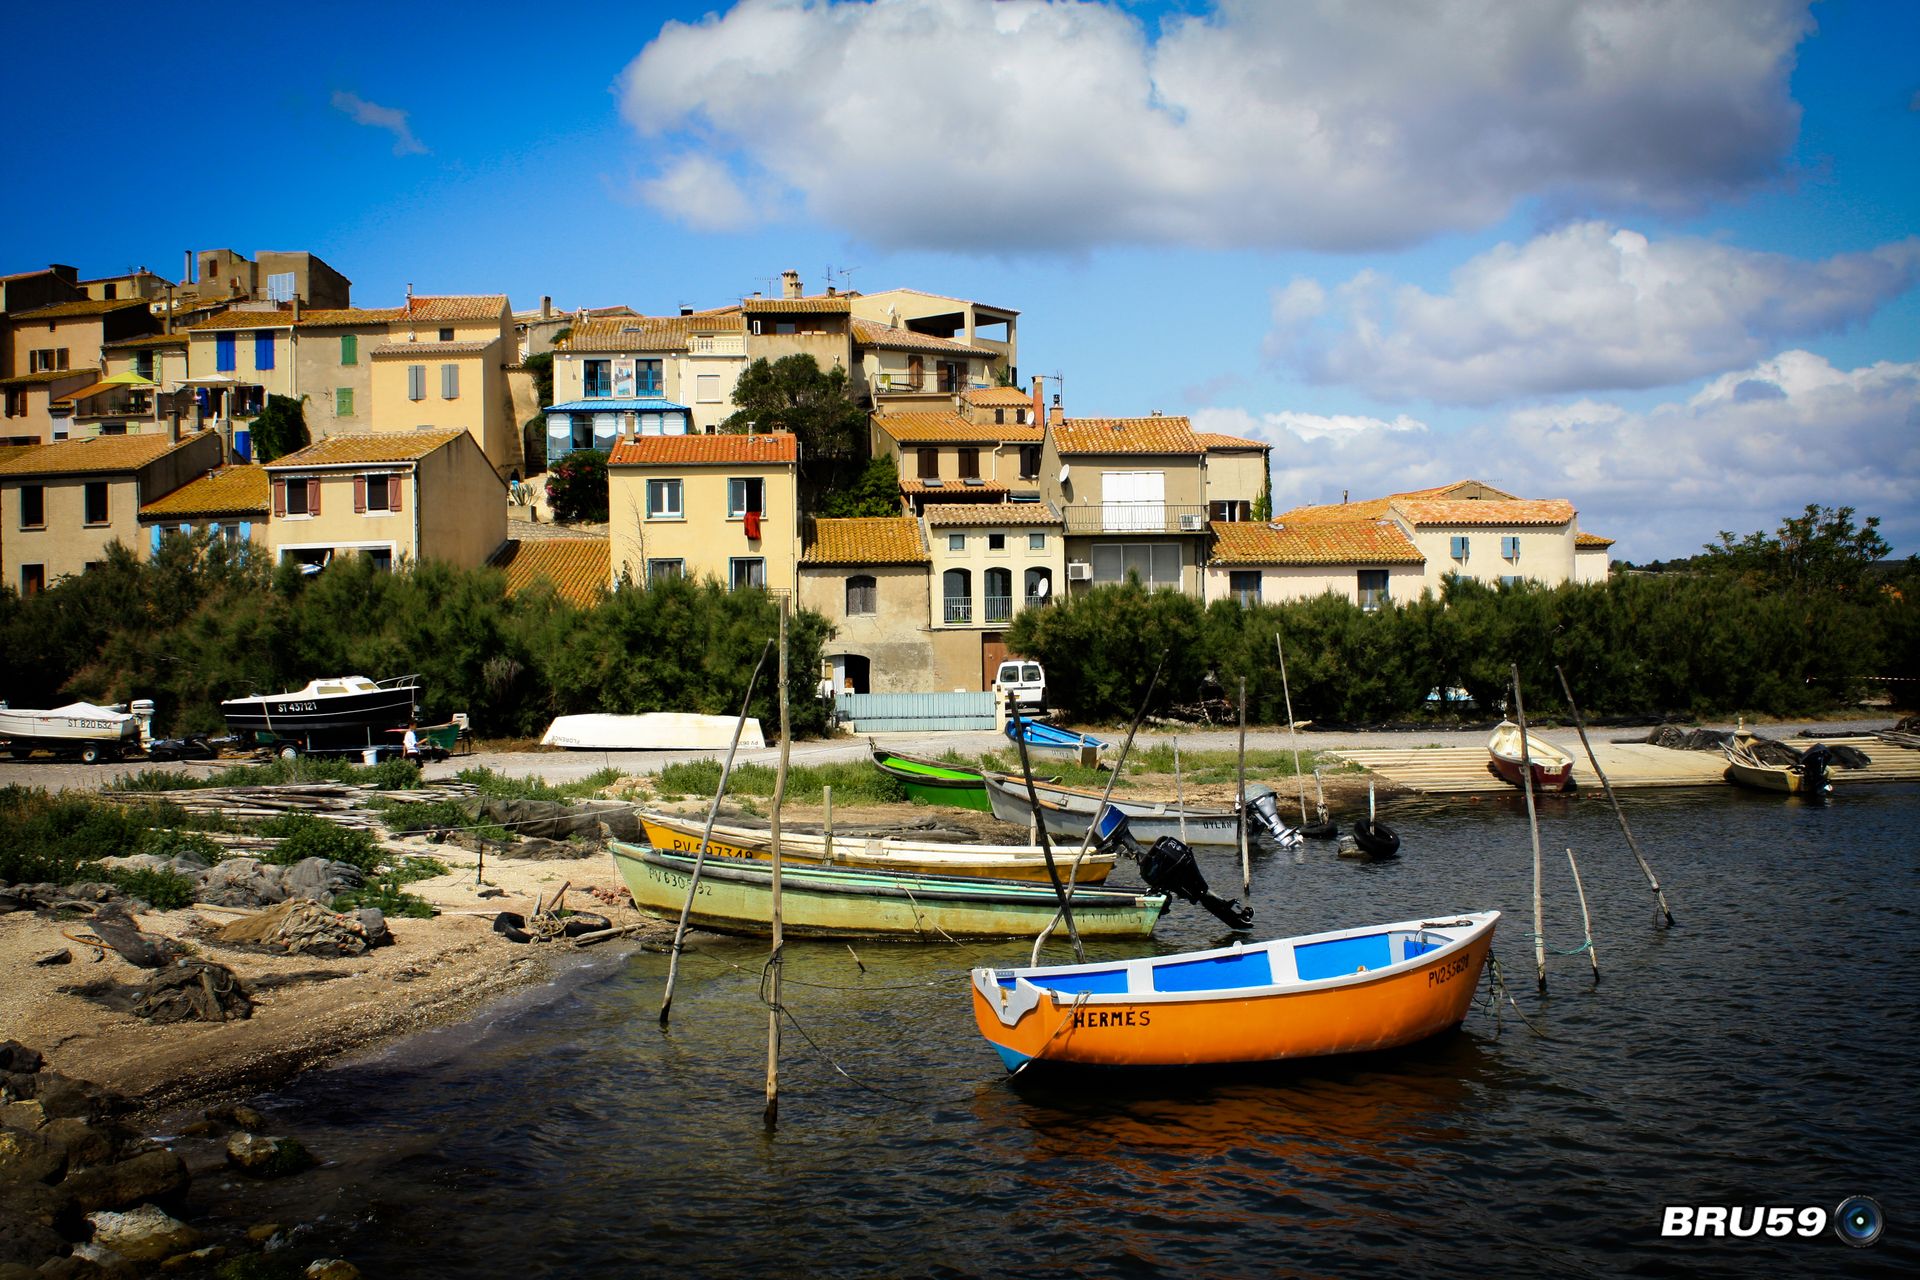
top-left (541, 712), bottom-right (765, 751)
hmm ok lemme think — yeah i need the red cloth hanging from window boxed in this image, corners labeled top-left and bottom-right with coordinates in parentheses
top-left (744, 510), bottom-right (762, 540)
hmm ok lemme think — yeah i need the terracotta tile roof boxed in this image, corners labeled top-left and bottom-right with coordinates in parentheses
top-left (9, 298), bottom-right (152, 321)
top-left (0, 368), bottom-right (99, 388)
top-left (801, 517), bottom-right (928, 565)
top-left (607, 432), bottom-right (799, 467)
top-left (401, 295), bottom-right (509, 321)
top-left (964, 387), bottom-right (1033, 407)
top-left (185, 309), bottom-right (296, 331)
top-left (295, 308), bottom-right (406, 327)
top-left (922, 502), bottom-right (1062, 528)
top-left (1392, 498), bottom-right (1575, 527)
top-left (1277, 479), bottom-right (1519, 523)
top-left (267, 429), bottom-right (466, 468)
top-left (1210, 519), bottom-right (1425, 566)
top-left (874, 412), bottom-right (1041, 444)
top-left (560, 314), bottom-right (746, 353)
top-left (743, 296), bottom-right (850, 314)
top-left (1196, 431), bottom-right (1269, 451)
top-left (369, 340), bottom-right (497, 358)
top-left (491, 538), bottom-right (611, 607)
top-left (0, 432), bottom-right (207, 478)
top-left (102, 333), bottom-right (188, 349)
top-left (140, 464), bottom-right (270, 518)
top-left (1575, 531), bottom-right (1615, 548)
top-left (900, 478), bottom-right (1008, 496)
top-left (850, 320), bottom-right (994, 356)
top-left (1053, 416), bottom-right (1204, 455)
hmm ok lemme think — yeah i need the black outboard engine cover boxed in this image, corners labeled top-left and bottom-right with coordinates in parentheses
top-left (1136, 835), bottom-right (1255, 931)
top-left (1800, 742), bottom-right (1833, 799)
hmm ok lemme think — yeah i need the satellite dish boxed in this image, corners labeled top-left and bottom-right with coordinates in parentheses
top-left (1058, 463), bottom-right (1071, 483)
top-left (1033, 576), bottom-right (1051, 599)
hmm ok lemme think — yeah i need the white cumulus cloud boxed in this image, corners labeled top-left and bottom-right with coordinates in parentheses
top-left (618, 0), bottom-right (1811, 252)
top-left (635, 155), bottom-right (759, 232)
top-left (331, 90), bottom-right (428, 156)
top-left (1272, 223), bottom-right (1920, 403)
top-left (1199, 352), bottom-right (1920, 558)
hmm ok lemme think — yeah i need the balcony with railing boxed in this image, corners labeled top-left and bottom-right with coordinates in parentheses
top-left (943, 595), bottom-right (972, 625)
top-left (1062, 502), bottom-right (1210, 535)
top-left (983, 593), bottom-right (1013, 624)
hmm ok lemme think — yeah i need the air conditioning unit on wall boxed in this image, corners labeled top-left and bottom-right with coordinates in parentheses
top-left (1179, 514), bottom-right (1205, 531)
top-left (1066, 561), bottom-right (1093, 581)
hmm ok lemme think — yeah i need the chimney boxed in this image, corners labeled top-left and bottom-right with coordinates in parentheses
top-left (183, 249), bottom-right (194, 285)
top-left (1031, 375), bottom-right (1044, 428)
top-left (781, 269), bottom-right (802, 299)
top-left (541, 295), bottom-right (552, 319)
top-left (680, 305), bottom-right (693, 317)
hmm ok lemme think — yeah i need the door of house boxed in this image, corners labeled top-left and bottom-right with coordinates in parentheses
top-left (980, 633), bottom-right (1008, 692)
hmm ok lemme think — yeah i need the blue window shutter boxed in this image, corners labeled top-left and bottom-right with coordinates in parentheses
top-left (216, 334), bottom-right (235, 372)
top-left (149, 526), bottom-right (160, 554)
top-left (237, 521), bottom-right (251, 541)
top-left (255, 331), bottom-right (275, 371)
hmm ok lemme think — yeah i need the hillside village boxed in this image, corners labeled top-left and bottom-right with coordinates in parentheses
top-left (1, 254), bottom-right (1613, 698)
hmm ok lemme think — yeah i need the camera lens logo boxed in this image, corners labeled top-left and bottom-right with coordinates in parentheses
top-left (1833, 1196), bottom-right (1883, 1248)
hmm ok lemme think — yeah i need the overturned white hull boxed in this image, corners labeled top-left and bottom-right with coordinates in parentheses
top-left (541, 712), bottom-right (765, 752)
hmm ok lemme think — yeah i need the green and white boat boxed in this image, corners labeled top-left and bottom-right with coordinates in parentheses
top-left (609, 841), bottom-right (1166, 940)
top-left (869, 743), bottom-right (994, 811)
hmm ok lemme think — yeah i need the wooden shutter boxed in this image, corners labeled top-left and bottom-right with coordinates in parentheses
top-left (272, 478), bottom-right (286, 517)
top-left (442, 364), bottom-right (458, 399)
top-left (307, 478), bottom-right (321, 515)
top-left (388, 475), bottom-right (402, 512)
top-left (354, 475), bottom-right (367, 513)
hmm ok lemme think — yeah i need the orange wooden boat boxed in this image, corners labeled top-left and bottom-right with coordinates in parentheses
top-left (970, 911), bottom-right (1498, 1070)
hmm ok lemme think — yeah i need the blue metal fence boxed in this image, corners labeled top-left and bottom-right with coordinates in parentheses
top-left (834, 691), bottom-right (996, 732)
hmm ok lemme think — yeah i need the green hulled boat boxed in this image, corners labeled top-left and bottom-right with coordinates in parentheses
top-left (870, 743), bottom-right (993, 811)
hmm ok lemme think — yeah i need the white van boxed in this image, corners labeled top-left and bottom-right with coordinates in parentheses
top-left (992, 659), bottom-right (1046, 711)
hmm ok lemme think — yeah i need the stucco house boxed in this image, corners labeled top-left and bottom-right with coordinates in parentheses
top-left (797, 516), bottom-right (932, 695)
top-left (139, 464), bottom-right (270, 553)
top-left (923, 502), bottom-right (1067, 692)
top-left (606, 431), bottom-right (800, 592)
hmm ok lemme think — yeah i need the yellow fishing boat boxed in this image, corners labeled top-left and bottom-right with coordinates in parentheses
top-left (637, 810), bottom-right (1116, 884)
top-left (610, 842), bottom-right (1164, 940)
top-left (971, 911), bottom-right (1499, 1070)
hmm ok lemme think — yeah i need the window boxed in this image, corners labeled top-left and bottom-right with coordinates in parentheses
top-left (279, 477), bottom-right (316, 517)
top-left (636, 360), bottom-right (662, 394)
top-left (988, 533), bottom-right (1005, 550)
top-left (234, 386), bottom-right (265, 417)
top-left (21, 565), bottom-right (44, 595)
top-left (647, 559), bottom-right (685, 585)
top-left (1024, 567), bottom-right (1053, 607)
top-left (984, 567), bottom-right (1012, 623)
top-left (1358, 570), bottom-right (1389, 611)
top-left (948, 533), bottom-right (965, 551)
top-left (917, 448), bottom-right (938, 480)
top-left (134, 351), bottom-right (154, 380)
top-left (1028, 532), bottom-right (1046, 550)
top-left (335, 388), bottom-right (354, 417)
top-left (728, 477), bottom-right (764, 517)
top-left (936, 360), bottom-right (965, 392)
top-left (1501, 536), bottom-right (1521, 560)
top-left (340, 334), bottom-right (358, 365)
top-left (1500, 574), bottom-right (1522, 588)
top-left (438, 327), bottom-right (454, 342)
top-left (729, 558), bottom-right (766, 590)
top-left (19, 485), bottom-right (44, 529)
top-left (584, 360), bottom-right (612, 398)
top-left (1018, 445), bottom-right (1040, 480)
top-left (1209, 500), bottom-right (1248, 523)
top-left (646, 478), bottom-right (683, 519)
top-left (1450, 535), bottom-right (1470, 560)
top-left (845, 574), bottom-right (877, 615)
top-left (441, 364), bottom-right (459, 399)
top-left (994, 409), bottom-right (1005, 425)
top-left (360, 474), bottom-right (395, 513)
top-left (957, 448), bottom-right (979, 479)
top-left (365, 549), bottom-right (393, 572)
top-left (407, 365), bottom-right (426, 401)
top-left (1089, 542), bottom-right (1181, 588)
top-left (696, 374), bottom-right (722, 403)
top-left (216, 334), bottom-right (236, 372)
top-left (1230, 570), bottom-right (1261, 607)
top-left (82, 482), bottom-right (108, 526)
top-left (254, 331), bottom-right (275, 371)
top-left (29, 348), bottom-right (70, 373)
top-left (942, 568), bottom-right (972, 624)
top-left (4, 389), bottom-right (23, 417)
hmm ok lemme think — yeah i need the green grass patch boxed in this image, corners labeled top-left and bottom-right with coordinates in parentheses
top-left (104, 866), bottom-right (198, 910)
top-left (139, 827), bottom-right (227, 864)
top-left (654, 759), bottom-right (906, 805)
top-left (252, 813), bottom-right (384, 872)
top-left (333, 873), bottom-right (436, 919)
top-left (454, 765), bottom-right (624, 802)
top-left (109, 754), bottom-right (425, 791)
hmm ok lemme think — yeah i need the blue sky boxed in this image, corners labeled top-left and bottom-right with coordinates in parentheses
top-left (8, 0), bottom-right (1916, 559)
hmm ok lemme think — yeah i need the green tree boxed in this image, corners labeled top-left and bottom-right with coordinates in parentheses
top-left (815, 454), bottom-right (902, 518)
top-left (1699, 504), bottom-right (1892, 595)
top-left (722, 355), bottom-right (867, 462)
top-left (545, 449), bottom-right (609, 523)
top-left (250, 394), bottom-right (310, 462)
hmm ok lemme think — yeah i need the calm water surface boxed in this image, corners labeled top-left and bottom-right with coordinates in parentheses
top-left (209, 784), bottom-right (1918, 1278)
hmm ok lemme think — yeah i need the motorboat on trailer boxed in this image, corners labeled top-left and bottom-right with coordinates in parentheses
top-left (219, 675), bottom-right (420, 739)
top-left (0, 700), bottom-right (149, 763)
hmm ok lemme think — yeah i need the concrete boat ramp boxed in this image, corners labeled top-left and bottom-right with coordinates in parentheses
top-left (1323, 735), bottom-right (1920, 795)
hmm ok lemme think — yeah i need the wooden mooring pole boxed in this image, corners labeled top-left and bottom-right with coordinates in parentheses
top-left (1566, 846), bottom-right (1600, 985)
top-left (1236, 676), bottom-right (1250, 897)
top-left (1173, 737), bottom-right (1188, 845)
top-left (765, 602), bottom-right (791, 1130)
top-left (1274, 633), bottom-right (1310, 825)
top-left (1510, 664), bottom-right (1548, 993)
top-left (1554, 665), bottom-right (1675, 927)
top-left (659, 638), bottom-right (775, 1028)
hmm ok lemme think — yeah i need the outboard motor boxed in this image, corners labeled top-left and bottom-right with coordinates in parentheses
top-left (1245, 788), bottom-right (1303, 850)
top-left (1093, 806), bottom-right (1254, 931)
top-left (1800, 742), bottom-right (1833, 800)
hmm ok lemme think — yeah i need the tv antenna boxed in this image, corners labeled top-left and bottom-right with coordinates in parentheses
top-left (826, 263), bottom-right (860, 292)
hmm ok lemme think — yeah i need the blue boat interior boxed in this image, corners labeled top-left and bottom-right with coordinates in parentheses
top-left (1003, 968), bottom-right (1130, 995)
top-left (1151, 950), bottom-right (1274, 992)
top-left (1293, 930), bottom-right (1441, 981)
